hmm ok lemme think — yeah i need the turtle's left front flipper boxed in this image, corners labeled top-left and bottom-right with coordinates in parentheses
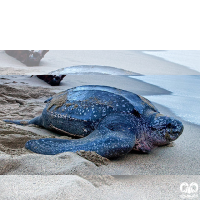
top-left (25, 127), bottom-right (135, 159)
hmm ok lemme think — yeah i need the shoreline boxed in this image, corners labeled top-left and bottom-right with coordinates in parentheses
top-left (1, 50), bottom-right (200, 75)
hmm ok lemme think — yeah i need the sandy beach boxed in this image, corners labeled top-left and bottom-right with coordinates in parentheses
top-left (0, 75), bottom-right (200, 199)
top-left (1, 175), bottom-right (200, 199)
top-left (0, 51), bottom-right (200, 199)
top-left (0, 74), bottom-right (200, 175)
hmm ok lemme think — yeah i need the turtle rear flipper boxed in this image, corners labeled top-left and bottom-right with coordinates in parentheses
top-left (3, 119), bottom-right (30, 125)
top-left (3, 116), bottom-right (42, 126)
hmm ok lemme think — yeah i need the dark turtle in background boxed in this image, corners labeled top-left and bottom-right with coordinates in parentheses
top-left (36, 75), bottom-right (66, 86)
top-left (4, 85), bottom-right (183, 159)
top-left (5, 50), bottom-right (49, 66)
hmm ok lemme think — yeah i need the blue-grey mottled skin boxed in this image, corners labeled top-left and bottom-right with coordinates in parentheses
top-left (4, 85), bottom-right (184, 159)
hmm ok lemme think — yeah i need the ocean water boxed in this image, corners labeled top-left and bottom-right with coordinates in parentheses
top-left (132, 75), bottom-right (200, 125)
top-left (143, 50), bottom-right (200, 73)
top-left (133, 51), bottom-right (200, 125)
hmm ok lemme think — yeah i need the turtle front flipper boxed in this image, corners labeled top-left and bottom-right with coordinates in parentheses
top-left (25, 127), bottom-right (135, 159)
top-left (25, 113), bottom-right (138, 159)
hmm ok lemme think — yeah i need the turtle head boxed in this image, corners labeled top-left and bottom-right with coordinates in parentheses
top-left (149, 114), bottom-right (184, 146)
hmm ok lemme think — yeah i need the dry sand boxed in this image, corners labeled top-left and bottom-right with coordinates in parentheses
top-left (0, 51), bottom-right (200, 199)
top-left (1, 50), bottom-right (200, 75)
top-left (1, 175), bottom-right (200, 200)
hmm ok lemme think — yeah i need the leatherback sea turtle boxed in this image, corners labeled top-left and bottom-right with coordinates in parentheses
top-left (4, 85), bottom-right (183, 158)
